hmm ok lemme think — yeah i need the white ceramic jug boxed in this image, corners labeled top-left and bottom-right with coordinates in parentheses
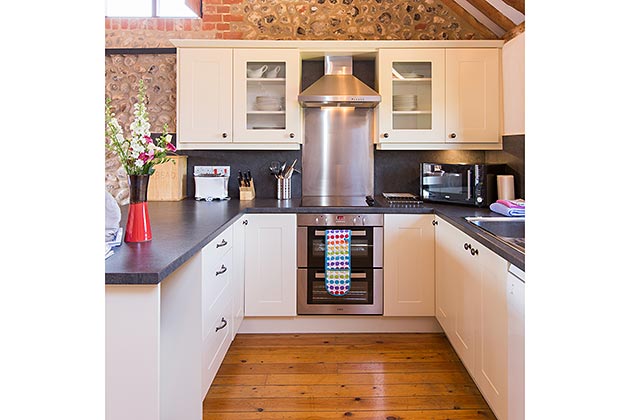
top-left (247, 65), bottom-right (268, 78)
top-left (265, 65), bottom-right (281, 78)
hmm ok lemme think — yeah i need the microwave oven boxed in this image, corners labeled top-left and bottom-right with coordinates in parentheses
top-left (421, 163), bottom-right (505, 207)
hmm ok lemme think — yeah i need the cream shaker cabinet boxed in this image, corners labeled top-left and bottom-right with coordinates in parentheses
top-left (383, 214), bottom-right (435, 316)
top-left (377, 48), bottom-right (501, 149)
top-left (445, 48), bottom-right (501, 144)
top-left (377, 49), bottom-right (446, 144)
top-left (243, 214), bottom-right (297, 316)
top-left (176, 48), bottom-right (233, 147)
top-left (434, 216), bottom-right (509, 420)
top-left (176, 47), bottom-right (301, 150)
top-left (233, 49), bottom-right (301, 145)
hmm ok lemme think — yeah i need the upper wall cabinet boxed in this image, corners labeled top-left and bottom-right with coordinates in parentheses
top-left (176, 48), bottom-right (301, 150)
top-left (377, 49), bottom-right (446, 144)
top-left (377, 48), bottom-right (501, 150)
top-left (177, 48), bottom-right (233, 148)
top-left (233, 49), bottom-right (301, 145)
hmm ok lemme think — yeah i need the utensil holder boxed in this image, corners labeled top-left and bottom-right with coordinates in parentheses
top-left (239, 179), bottom-right (256, 201)
top-left (276, 178), bottom-right (291, 200)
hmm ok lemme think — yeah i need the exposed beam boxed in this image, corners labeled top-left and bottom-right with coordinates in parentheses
top-left (465, 0), bottom-right (517, 32)
top-left (503, 21), bottom-right (524, 41)
top-left (441, 0), bottom-right (498, 39)
top-left (501, 0), bottom-right (525, 14)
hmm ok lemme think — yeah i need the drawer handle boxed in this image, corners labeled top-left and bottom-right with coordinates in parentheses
top-left (215, 317), bottom-right (228, 332)
top-left (470, 247), bottom-right (479, 256)
top-left (315, 272), bottom-right (367, 279)
top-left (216, 239), bottom-right (228, 248)
top-left (216, 265), bottom-right (227, 276)
top-left (315, 230), bottom-right (366, 237)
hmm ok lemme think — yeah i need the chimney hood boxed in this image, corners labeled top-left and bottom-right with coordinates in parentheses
top-left (298, 56), bottom-right (381, 108)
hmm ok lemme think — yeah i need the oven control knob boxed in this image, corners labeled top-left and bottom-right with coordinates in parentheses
top-left (315, 216), bottom-right (320, 225)
top-left (353, 216), bottom-right (358, 225)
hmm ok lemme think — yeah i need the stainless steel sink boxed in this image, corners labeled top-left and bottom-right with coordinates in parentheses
top-left (465, 216), bottom-right (525, 253)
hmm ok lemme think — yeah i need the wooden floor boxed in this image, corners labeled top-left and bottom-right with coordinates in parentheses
top-left (203, 333), bottom-right (497, 420)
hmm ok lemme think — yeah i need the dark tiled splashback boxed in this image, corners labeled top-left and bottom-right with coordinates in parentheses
top-left (179, 135), bottom-right (525, 200)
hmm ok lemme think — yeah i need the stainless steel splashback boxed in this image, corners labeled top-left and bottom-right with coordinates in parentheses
top-left (302, 107), bottom-right (374, 197)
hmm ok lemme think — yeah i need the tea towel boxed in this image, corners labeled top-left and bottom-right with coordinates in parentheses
top-left (325, 229), bottom-right (352, 296)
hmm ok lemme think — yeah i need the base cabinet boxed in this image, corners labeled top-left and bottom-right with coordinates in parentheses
top-left (435, 216), bottom-right (509, 420)
top-left (243, 213), bottom-right (297, 316)
top-left (383, 214), bottom-right (435, 316)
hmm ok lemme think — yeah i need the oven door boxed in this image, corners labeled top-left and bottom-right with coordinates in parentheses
top-left (297, 268), bottom-right (383, 315)
top-left (297, 226), bottom-right (383, 268)
top-left (421, 163), bottom-right (475, 204)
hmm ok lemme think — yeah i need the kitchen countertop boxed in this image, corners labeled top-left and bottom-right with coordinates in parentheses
top-left (105, 198), bottom-right (525, 285)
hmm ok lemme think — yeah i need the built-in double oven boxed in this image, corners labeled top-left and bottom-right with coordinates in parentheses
top-left (297, 214), bottom-right (383, 315)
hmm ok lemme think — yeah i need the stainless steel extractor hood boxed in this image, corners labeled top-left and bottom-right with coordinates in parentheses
top-left (298, 56), bottom-right (381, 108)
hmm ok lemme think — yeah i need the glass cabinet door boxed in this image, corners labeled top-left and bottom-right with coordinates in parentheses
top-left (233, 49), bottom-right (300, 145)
top-left (378, 49), bottom-right (445, 144)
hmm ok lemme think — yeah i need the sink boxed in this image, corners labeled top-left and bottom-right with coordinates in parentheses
top-left (465, 216), bottom-right (525, 253)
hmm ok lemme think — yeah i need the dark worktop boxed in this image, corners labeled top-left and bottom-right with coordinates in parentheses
top-left (105, 198), bottom-right (525, 285)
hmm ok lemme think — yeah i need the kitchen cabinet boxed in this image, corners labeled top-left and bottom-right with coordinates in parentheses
top-left (445, 48), bottom-right (501, 144)
top-left (383, 214), bottom-right (435, 316)
top-left (233, 49), bottom-right (301, 145)
top-left (502, 33), bottom-right (525, 135)
top-left (106, 254), bottom-right (203, 420)
top-left (434, 216), bottom-right (509, 420)
top-left (201, 225), bottom-right (234, 398)
top-left (243, 213), bottom-right (297, 316)
top-left (507, 264), bottom-right (525, 420)
top-left (377, 48), bottom-right (501, 149)
top-left (377, 49), bottom-right (446, 144)
top-left (176, 48), bottom-right (233, 147)
top-left (176, 47), bottom-right (301, 150)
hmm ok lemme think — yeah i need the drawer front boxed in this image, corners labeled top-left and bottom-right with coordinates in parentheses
top-left (201, 297), bottom-right (232, 397)
top-left (205, 225), bottom-right (234, 265)
top-left (202, 250), bottom-right (232, 338)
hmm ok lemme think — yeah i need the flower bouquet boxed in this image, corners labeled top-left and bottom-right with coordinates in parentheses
top-left (105, 80), bottom-right (177, 242)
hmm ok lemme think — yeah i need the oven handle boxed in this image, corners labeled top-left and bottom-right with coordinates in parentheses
top-left (314, 230), bottom-right (367, 237)
top-left (315, 272), bottom-right (367, 279)
top-left (467, 169), bottom-right (472, 200)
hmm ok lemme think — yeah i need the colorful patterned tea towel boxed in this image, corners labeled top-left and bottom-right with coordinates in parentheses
top-left (325, 229), bottom-right (351, 296)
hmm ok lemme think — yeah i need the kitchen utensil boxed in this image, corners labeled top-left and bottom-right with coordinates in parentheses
top-left (283, 159), bottom-right (298, 178)
top-left (247, 65), bottom-right (268, 78)
top-left (269, 161), bottom-right (281, 177)
top-left (265, 65), bottom-right (281, 78)
top-left (280, 161), bottom-right (287, 174)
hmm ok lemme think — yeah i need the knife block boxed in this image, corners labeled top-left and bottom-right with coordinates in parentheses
top-left (239, 179), bottom-right (255, 201)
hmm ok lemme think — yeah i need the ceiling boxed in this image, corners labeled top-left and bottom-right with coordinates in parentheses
top-left (443, 0), bottom-right (524, 39)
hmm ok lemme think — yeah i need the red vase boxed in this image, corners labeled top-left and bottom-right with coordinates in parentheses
top-left (125, 174), bottom-right (152, 243)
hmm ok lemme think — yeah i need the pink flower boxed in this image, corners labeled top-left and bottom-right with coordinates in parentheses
top-left (166, 142), bottom-right (176, 152)
top-left (144, 135), bottom-right (153, 144)
top-left (138, 152), bottom-right (152, 163)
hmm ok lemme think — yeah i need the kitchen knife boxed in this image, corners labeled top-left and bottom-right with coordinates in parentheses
top-left (238, 171), bottom-right (243, 187)
top-left (246, 171), bottom-right (252, 187)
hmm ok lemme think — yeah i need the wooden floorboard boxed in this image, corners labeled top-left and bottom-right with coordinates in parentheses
top-left (204, 333), bottom-right (497, 420)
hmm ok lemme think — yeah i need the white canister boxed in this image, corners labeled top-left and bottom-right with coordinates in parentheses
top-left (497, 175), bottom-right (515, 201)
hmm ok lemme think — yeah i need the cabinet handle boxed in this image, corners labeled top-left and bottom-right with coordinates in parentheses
top-left (242, 219), bottom-right (248, 225)
top-left (463, 243), bottom-right (470, 250)
top-left (289, 132), bottom-right (295, 138)
top-left (222, 132), bottom-right (228, 138)
top-left (215, 317), bottom-right (228, 332)
top-left (470, 248), bottom-right (479, 256)
top-left (432, 220), bottom-right (438, 226)
top-left (216, 239), bottom-right (228, 248)
top-left (449, 133), bottom-right (457, 139)
top-left (383, 133), bottom-right (389, 138)
top-left (216, 264), bottom-right (227, 276)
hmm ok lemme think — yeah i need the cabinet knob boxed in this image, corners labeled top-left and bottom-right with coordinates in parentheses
top-left (289, 132), bottom-right (295, 138)
top-left (470, 248), bottom-right (479, 256)
top-left (383, 133), bottom-right (389, 138)
top-left (463, 243), bottom-right (470, 250)
top-left (432, 220), bottom-right (438, 226)
top-left (449, 133), bottom-right (457, 139)
top-left (222, 132), bottom-right (228, 138)
top-left (216, 239), bottom-right (228, 248)
top-left (242, 219), bottom-right (248, 225)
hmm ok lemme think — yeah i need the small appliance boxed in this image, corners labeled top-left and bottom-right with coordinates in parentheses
top-left (421, 163), bottom-right (505, 207)
top-left (194, 166), bottom-right (230, 201)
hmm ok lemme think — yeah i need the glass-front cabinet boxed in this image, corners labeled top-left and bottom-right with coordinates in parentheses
top-left (377, 49), bottom-right (445, 144)
top-left (233, 49), bottom-right (301, 145)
